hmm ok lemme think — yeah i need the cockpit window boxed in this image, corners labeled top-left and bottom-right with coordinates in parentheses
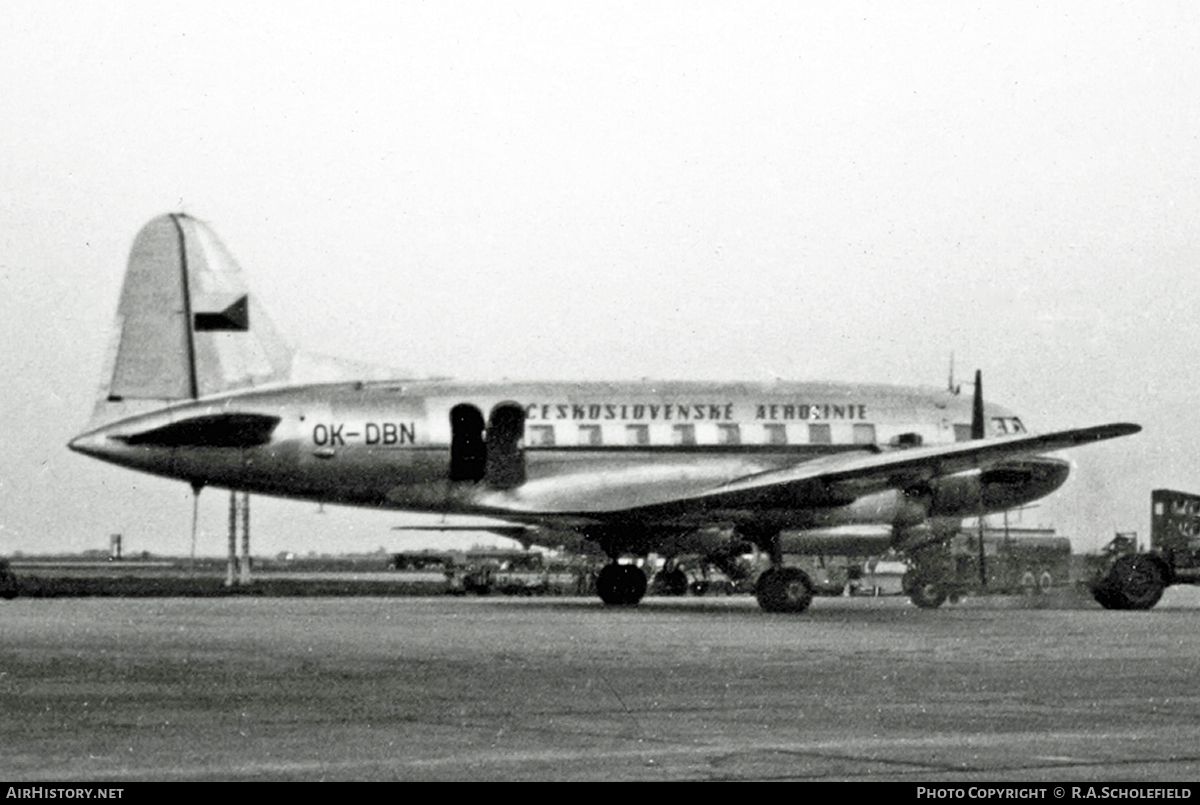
top-left (991, 417), bottom-right (1026, 435)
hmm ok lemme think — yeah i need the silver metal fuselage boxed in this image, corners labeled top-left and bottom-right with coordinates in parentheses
top-left (69, 379), bottom-right (1070, 538)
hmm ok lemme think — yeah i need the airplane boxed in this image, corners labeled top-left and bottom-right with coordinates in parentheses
top-left (69, 213), bottom-right (1141, 613)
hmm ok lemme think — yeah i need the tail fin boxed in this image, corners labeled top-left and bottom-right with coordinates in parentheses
top-left (90, 214), bottom-right (293, 427)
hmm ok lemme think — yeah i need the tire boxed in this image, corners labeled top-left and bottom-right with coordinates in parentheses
top-left (1108, 554), bottom-right (1166, 611)
top-left (1091, 585), bottom-right (1126, 610)
top-left (597, 563), bottom-right (648, 606)
top-left (755, 567), bottom-right (814, 613)
top-left (909, 580), bottom-right (947, 609)
top-left (654, 568), bottom-right (689, 596)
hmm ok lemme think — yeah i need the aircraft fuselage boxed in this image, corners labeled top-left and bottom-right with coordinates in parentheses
top-left (70, 378), bottom-right (1068, 538)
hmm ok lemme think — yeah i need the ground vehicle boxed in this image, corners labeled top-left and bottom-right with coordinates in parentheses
top-left (389, 551), bottom-right (456, 571)
top-left (1090, 489), bottom-right (1200, 610)
top-left (0, 560), bottom-right (17, 599)
top-left (902, 526), bottom-right (1072, 608)
top-left (444, 550), bottom-right (581, 595)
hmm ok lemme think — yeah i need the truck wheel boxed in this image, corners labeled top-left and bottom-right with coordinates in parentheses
top-left (1109, 555), bottom-right (1165, 611)
top-left (909, 580), bottom-right (947, 609)
top-left (1092, 586), bottom-right (1126, 610)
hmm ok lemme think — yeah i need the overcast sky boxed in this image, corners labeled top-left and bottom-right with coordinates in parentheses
top-left (2, 1), bottom-right (1198, 557)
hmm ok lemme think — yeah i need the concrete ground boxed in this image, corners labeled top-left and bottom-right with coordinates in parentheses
top-left (3, 588), bottom-right (1200, 781)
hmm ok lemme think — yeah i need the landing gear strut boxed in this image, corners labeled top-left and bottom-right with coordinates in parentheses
top-left (597, 563), bottom-right (648, 606)
top-left (903, 542), bottom-right (952, 609)
top-left (744, 527), bottom-right (816, 613)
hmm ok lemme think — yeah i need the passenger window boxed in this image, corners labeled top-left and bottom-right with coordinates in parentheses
top-left (808, 424), bottom-right (831, 444)
top-left (717, 424), bottom-right (741, 445)
top-left (578, 425), bottom-right (602, 446)
top-left (764, 423), bottom-right (787, 445)
top-left (527, 425), bottom-right (555, 447)
top-left (626, 424), bottom-right (650, 446)
top-left (672, 424), bottom-right (696, 446)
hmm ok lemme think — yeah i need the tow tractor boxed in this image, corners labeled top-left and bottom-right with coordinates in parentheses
top-left (1089, 489), bottom-right (1200, 610)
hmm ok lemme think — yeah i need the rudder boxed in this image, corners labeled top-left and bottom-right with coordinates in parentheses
top-left (90, 213), bottom-right (293, 427)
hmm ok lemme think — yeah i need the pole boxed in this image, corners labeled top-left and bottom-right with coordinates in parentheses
top-left (977, 516), bottom-right (987, 588)
top-left (189, 483), bottom-right (202, 572)
top-left (225, 489), bottom-right (237, 587)
top-left (239, 491), bottom-right (251, 585)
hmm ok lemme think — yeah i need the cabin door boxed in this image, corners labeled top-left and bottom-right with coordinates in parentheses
top-left (448, 403), bottom-right (486, 481)
top-left (485, 402), bottom-right (526, 489)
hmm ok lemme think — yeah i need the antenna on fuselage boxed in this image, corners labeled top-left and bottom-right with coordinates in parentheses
top-left (948, 353), bottom-right (961, 395)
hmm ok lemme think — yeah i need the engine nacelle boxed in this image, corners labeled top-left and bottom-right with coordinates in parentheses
top-left (928, 457), bottom-right (1071, 518)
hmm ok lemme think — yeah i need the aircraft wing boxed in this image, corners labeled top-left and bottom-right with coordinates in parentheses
top-left (679, 422), bottom-right (1141, 511)
top-left (472, 423), bottom-right (1140, 519)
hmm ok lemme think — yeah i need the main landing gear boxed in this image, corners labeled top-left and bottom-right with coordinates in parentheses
top-left (754, 566), bottom-right (815, 613)
top-left (596, 562), bottom-right (648, 606)
top-left (740, 526), bottom-right (817, 613)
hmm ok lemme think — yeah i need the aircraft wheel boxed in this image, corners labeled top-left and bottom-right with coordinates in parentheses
top-left (597, 563), bottom-right (648, 606)
top-left (654, 568), bottom-right (689, 596)
top-left (755, 567), bottom-right (814, 613)
top-left (908, 580), bottom-right (948, 610)
top-left (1109, 554), bottom-right (1165, 611)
